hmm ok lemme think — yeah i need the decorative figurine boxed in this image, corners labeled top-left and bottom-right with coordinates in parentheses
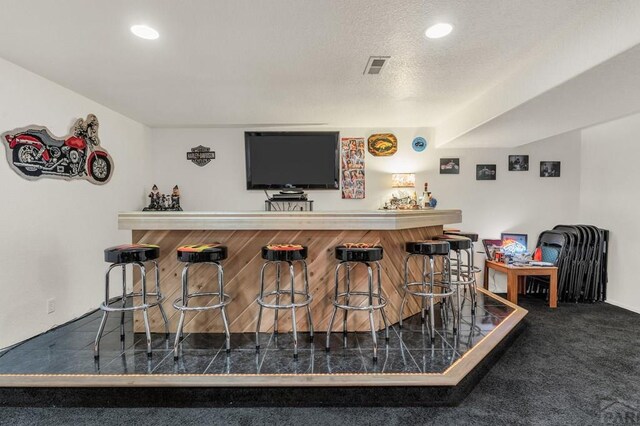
top-left (144, 185), bottom-right (160, 210)
top-left (170, 185), bottom-right (183, 211)
top-left (428, 193), bottom-right (438, 208)
top-left (420, 182), bottom-right (437, 208)
top-left (143, 184), bottom-right (183, 211)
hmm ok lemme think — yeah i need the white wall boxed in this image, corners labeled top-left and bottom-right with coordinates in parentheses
top-left (151, 127), bottom-right (582, 291)
top-left (580, 113), bottom-right (640, 313)
top-left (150, 127), bottom-right (433, 212)
top-left (0, 58), bottom-right (149, 348)
top-left (434, 131), bottom-right (582, 291)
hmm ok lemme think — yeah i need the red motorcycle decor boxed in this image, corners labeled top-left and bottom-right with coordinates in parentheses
top-left (1, 114), bottom-right (113, 184)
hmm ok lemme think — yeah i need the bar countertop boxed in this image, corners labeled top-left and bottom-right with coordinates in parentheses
top-left (118, 209), bottom-right (462, 231)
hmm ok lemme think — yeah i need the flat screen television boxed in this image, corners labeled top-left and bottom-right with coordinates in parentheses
top-left (245, 131), bottom-right (340, 190)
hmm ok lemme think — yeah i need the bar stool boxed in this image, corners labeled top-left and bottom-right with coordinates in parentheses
top-left (435, 235), bottom-right (478, 315)
top-left (173, 243), bottom-right (231, 359)
top-left (255, 244), bottom-right (314, 358)
top-left (444, 230), bottom-right (482, 276)
top-left (399, 240), bottom-right (457, 343)
top-left (444, 230), bottom-right (479, 243)
top-left (326, 243), bottom-right (389, 361)
top-left (94, 244), bottom-right (169, 358)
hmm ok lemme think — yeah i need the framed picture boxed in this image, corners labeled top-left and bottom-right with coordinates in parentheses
top-left (340, 137), bottom-right (366, 199)
top-left (476, 164), bottom-right (496, 180)
top-left (439, 158), bottom-right (460, 174)
top-left (508, 155), bottom-right (529, 171)
top-left (540, 161), bottom-right (561, 177)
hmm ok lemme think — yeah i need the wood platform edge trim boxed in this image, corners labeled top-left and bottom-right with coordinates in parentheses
top-left (444, 287), bottom-right (527, 386)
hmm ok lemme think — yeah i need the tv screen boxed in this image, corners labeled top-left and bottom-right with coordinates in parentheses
top-left (245, 131), bottom-right (339, 190)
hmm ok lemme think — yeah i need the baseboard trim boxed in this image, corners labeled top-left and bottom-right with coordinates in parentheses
top-left (606, 299), bottom-right (640, 315)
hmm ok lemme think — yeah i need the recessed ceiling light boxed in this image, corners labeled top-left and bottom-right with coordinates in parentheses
top-left (130, 25), bottom-right (159, 40)
top-left (425, 23), bottom-right (453, 39)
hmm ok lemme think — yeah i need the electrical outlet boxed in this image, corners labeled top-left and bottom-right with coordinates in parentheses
top-left (47, 298), bottom-right (56, 314)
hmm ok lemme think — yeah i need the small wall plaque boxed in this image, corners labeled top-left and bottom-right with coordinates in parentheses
top-left (367, 133), bottom-right (398, 156)
top-left (187, 145), bottom-right (215, 167)
top-left (412, 136), bottom-right (427, 152)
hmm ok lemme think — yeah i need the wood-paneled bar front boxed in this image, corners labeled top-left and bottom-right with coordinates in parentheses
top-left (118, 210), bottom-right (462, 334)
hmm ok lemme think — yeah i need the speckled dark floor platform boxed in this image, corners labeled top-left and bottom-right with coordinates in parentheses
top-left (0, 291), bottom-right (512, 376)
top-left (0, 291), bottom-right (522, 408)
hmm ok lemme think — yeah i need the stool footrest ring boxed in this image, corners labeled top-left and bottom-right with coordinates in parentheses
top-left (441, 278), bottom-right (476, 286)
top-left (403, 282), bottom-right (456, 298)
top-left (257, 290), bottom-right (313, 309)
top-left (333, 291), bottom-right (387, 311)
top-left (173, 292), bottom-right (231, 311)
top-left (99, 293), bottom-right (164, 312)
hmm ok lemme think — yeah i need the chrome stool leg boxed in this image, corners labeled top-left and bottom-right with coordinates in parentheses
top-left (94, 264), bottom-right (118, 358)
top-left (255, 262), bottom-right (268, 350)
top-left (274, 262), bottom-right (281, 335)
top-left (428, 256), bottom-right (436, 343)
top-left (451, 252), bottom-right (460, 334)
top-left (152, 260), bottom-right (170, 338)
top-left (288, 261), bottom-right (299, 358)
top-left (376, 261), bottom-right (389, 341)
top-left (448, 255), bottom-right (459, 334)
top-left (137, 262), bottom-right (153, 357)
top-left (303, 260), bottom-right (314, 342)
top-left (325, 262), bottom-right (342, 351)
top-left (343, 262), bottom-right (350, 335)
top-left (421, 255), bottom-right (428, 323)
top-left (467, 247), bottom-right (478, 314)
top-left (366, 263), bottom-right (378, 361)
top-left (173, 264), bottom-right (190, 359)
top-left (217, 262), bottom-right (231, 353)
top-left (399, 255), bottom-right (411, 328)
top-left (120, 265), bottom-right (127, 340)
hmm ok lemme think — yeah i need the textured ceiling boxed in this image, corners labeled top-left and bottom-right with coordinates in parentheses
top-left (0, 0), bottom-right (605, 127)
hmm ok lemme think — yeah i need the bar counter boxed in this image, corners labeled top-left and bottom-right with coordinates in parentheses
top-left (119, 209), bottom-right (462, 334)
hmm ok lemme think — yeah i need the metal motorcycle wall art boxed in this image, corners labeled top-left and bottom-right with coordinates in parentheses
top-left (1, 114), bottom-right (114, 184)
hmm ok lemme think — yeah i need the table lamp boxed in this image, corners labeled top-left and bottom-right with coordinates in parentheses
top-left (388, 173), bottom-right (417, 209)
top-left (391, 173), bottom-right (416, 188)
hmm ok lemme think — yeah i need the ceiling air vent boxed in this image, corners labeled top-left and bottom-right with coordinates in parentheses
top-left (363, 56), bottom-right (390, 75)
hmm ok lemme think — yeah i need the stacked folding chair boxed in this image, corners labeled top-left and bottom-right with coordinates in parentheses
top-left (526, 230), bottom-right (568, 296)
top-left (549, 225), bottom-right (608, 303)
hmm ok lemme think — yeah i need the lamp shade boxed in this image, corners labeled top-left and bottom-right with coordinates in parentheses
top-left (391, 173), bottom-right (415, 188)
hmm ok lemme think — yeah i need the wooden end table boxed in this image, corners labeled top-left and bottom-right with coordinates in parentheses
top-left (483, 260), bottom-right (558, 308)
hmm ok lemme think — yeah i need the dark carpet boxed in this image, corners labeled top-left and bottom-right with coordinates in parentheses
top-left (1, 295), bottom-right (638, 425)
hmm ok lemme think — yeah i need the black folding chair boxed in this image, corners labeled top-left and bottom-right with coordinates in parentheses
top-left (526, 230), bottom-right (567, 299)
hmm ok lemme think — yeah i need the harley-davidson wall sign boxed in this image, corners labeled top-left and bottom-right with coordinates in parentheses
top-left (187, 145), bottom-right (215, 167)
top-left (1, 114), bottom-right (113, 184)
